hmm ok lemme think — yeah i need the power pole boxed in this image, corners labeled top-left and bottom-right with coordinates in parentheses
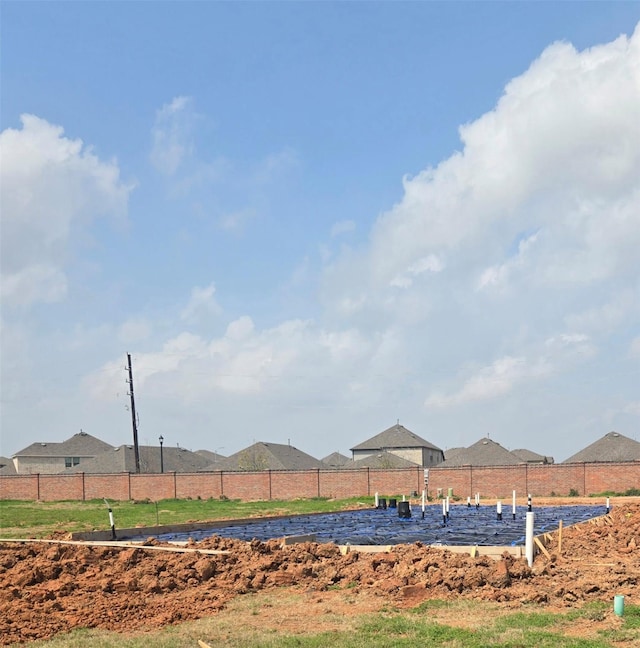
top-left (126, 353), bottom-right (141, 473)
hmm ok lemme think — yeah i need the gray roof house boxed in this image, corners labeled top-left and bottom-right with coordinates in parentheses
top-left (12, 431), bottom-right (115, 474)
top-left (321, 452), bottom-right (351, 468)
top-left (563, 431), bottom-right (640, 463)
top-left (350, 423), bottom-right (444, 467)
top-left (66, 444), bottom-right (211, 474)
top-left (0, 456), bottom-right (17, 475)
top-left (512, 448), bottom-right (554, 464)
top-left (346, 450), bottom-right (419, 469)
top-left (443, 447), bottom-right (466, 463)
top-left (213, 442), bottom-right (324, 471)
top-left (195, 449), bottom-right (227, 468)
top-left (439, 437), bottom-right (521, 467)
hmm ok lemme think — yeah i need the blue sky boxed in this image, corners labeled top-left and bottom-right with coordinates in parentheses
top-left (2, 2), bottom-right (639, 463)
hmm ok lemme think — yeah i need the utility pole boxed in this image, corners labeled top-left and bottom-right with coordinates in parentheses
top-left (126, 353), bottom-right (141, 473)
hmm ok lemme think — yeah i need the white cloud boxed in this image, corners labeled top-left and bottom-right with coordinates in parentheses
top-left (0, 114), bottom-right (131, 308)
top-left (477, 232), bottom-right (538, 292)
top-left (180, 282), bottom-right (222, 322)
top-left (150, 96), bottom-right (196, 175)
top-left (389, 254), bottom-right (443, 289)
top-left (425, 356), bottom-right (540, 409)
top-left (0, 264), bottom-right (68, 306)
top-left (324, 25), bottom-right (640, 314)
top-left (424, 329), bottom-right (598, 410)
top-left (118, 318), bottom-right (152, 344)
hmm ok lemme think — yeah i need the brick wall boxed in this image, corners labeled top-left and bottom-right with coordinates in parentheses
top-left (427, 462), bottom-right (640, 499)
top-left (1, 463), bottom-right (638, 502)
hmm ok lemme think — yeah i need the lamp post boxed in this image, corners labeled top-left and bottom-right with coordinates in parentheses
top-left (159, 435), bottom-right (164, 473)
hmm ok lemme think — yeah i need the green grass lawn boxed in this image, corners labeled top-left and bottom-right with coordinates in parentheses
top-left (0, 496), bottom-right (369, 538)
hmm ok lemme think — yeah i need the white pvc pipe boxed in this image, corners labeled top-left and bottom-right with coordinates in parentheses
top-left (512, 490), bottom-right (516, 517)
top-left (375, 492), bottom-right (379, 508)
top-left (467, 495), bottom-right (471, 507)
top-left (445, 496), bottom-right (450, 515)
top-left (421, 490), bottom-right (426, 512)
top-left (525, 511), bottom-right (535, 567)
top-left (497, 500), bottom-right (502, 520)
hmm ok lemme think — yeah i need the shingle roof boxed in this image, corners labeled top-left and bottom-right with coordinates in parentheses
top-left (443, 447), bottom-right (466, 462)
top-left (350, 423), bottom-right (442, 452)
top-left (13, 432), bottom-right (114, 457)
top-left (213, 442), bottom-right (324, 471)
top-left (512, 448), bottom-right (554, 464)
top-left (0, 456), bottom-right (17, 475)
top-left (195, 449), bottom-right (227, 465)
top-left (321, 452), bottom-right (350, 468)
top-left (563, 431), bottom-right (640, 463)
top-left (439, 438), bottom-right (521, 467)
top-left (66, 445), bottom-right (210, 473)
top-left (346, 451), bottom-right (420, 469)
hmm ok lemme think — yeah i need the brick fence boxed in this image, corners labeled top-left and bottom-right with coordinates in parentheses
top-left (0, 462), bottom-right (638, 502)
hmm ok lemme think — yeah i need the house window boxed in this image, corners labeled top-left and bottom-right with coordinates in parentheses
top-left (65, 457), bottom-right (80, 468)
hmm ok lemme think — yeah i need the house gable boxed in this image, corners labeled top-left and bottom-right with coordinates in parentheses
top-left (350, 423), bottom-right (444, 467)
top-left (563, 431), bottom-right (640, 463)
top-left (12, 432), bottom-right (115, 474)
top-left (215, 441), bottom-right (324, 471)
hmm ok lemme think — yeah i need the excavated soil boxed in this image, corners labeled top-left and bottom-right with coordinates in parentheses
top-left (1, 501), bottom-right (639, 645)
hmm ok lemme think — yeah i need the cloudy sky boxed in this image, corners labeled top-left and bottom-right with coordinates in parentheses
top-left (2, 2), bottom-right (639, 463)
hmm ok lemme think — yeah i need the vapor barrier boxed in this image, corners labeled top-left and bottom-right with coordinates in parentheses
top-left (129, 504), bottom-right (606, 547)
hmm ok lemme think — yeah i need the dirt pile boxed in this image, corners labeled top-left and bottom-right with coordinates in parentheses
top-left (1, 503), bottom-right (638, 645)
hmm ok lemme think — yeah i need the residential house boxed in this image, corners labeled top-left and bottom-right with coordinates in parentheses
top-left (212, 442), bottom-right (324, 471)
top-left (350, 423), bottom-right (444, 467)
top-left (66, 444), bottom-right (210, 473)
top-left (512, 448), bottom-right (554, 464)
top-left (12, 431), bottom-right (114, 474)
top-left (346, 450), bottom-right (419, 469)
top-left (0, 456), bottom-right (17, 475)
top-left (195, 449), bottom-right (227, 468)
top-left (321, 452), bottom-right (350, 469)
top-left (439, 437), bottom-right (521, 467)
top-left (563, 431), bottom-right (640, 463)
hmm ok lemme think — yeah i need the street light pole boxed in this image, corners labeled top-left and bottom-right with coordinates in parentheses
top-left (159, 435), bottom-right (164, 473)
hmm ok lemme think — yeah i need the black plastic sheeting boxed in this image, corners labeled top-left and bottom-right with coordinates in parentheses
top-left (132, 504), bottom-right (607, 547)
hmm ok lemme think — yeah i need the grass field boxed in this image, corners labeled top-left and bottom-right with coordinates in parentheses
top-left (0, 496), bottom-right (368, 539)
top-left (16, 595), bottom-right (640, 647)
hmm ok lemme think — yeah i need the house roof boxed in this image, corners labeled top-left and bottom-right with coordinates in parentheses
top-left (321, 452), bottom-right (350, 468)
top-left (195, 449), bottom-right (227, 465)
top-left (563, 431), bottom-right (640, 463)
top-left (443, 447), bottom-right (466, 462)
top-left (347, 451), bottom-right (420, 469)
top-left (13, 432), bottom-right (114, 458)
top-left (350, 423), bottom-right (442, 452)
top-left (0, 456), bottom-right (17, 475)
top-left (66, 445), bottom-right (210, 473)
top-left (439, 438), bottom-right (521, 467)
top-left (512, 448), bottom-right (554, 464)
top-left (213, 442), bottom-right (324, 471)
